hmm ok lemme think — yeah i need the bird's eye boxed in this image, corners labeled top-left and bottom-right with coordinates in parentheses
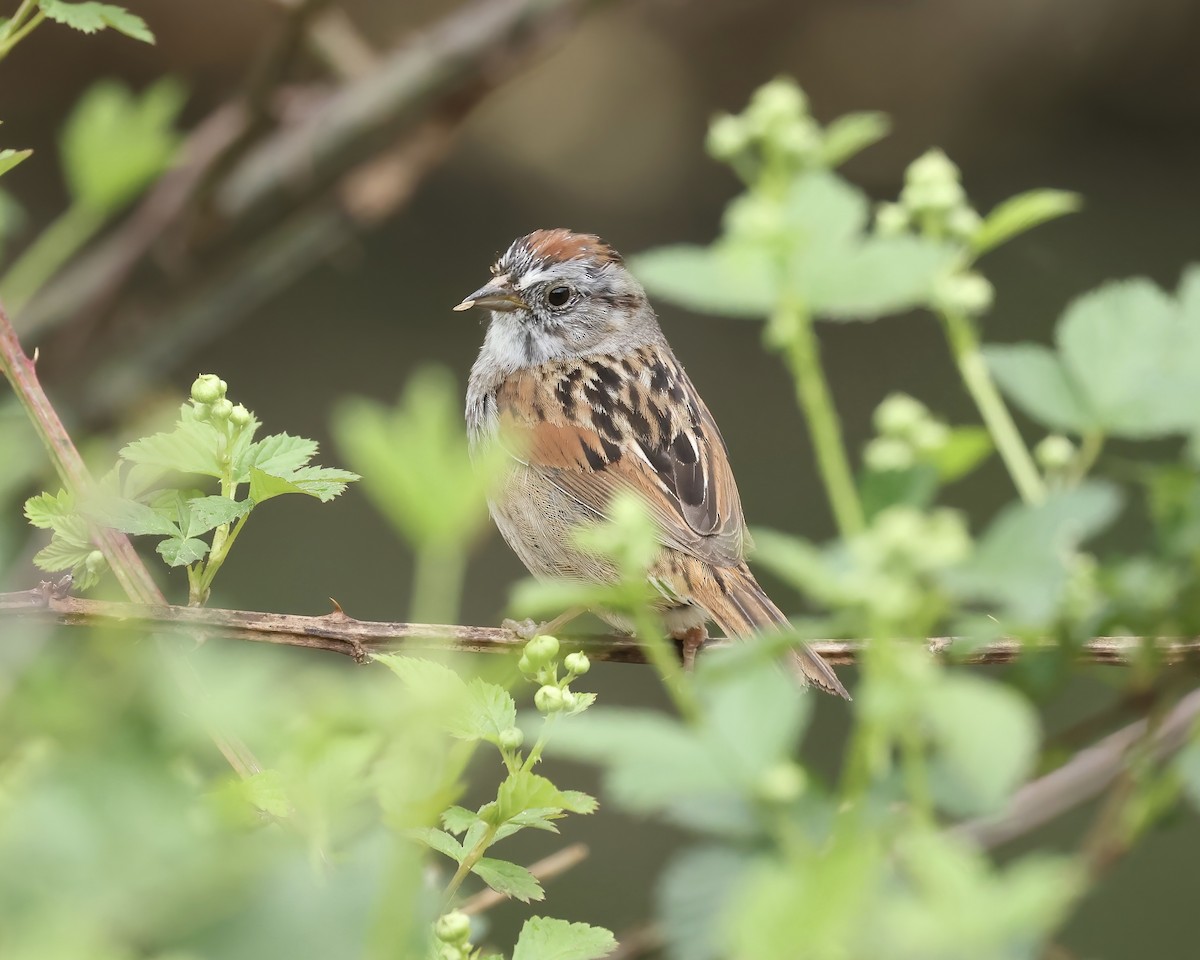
top-left (546, 285), bottom-right (573, 308)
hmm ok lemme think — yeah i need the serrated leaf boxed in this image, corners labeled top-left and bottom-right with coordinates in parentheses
top-left (86, 495), bottom-right (179, 536)
top-left (630, 243), bottom-right (778, 319)
top-left (242, 433), bottom-right (318, 480)
top-left (33, 534), bottom-right (95, 572)
top-left (406, 827), bottom-right (464, 863)
top-left (39, 0), bottom-right (154, 42)
top-left (494, 808), bottom-right (564, 841)
top-left (156, 536), bottom-right (208, 567)
top-left (61, 78), bottom-right (182, 212)
top-left (985, 342), bottom-right (1095, 434)
top-left (24, 489), bottom-right (74, 529)
top-left (185, 495), bottom-right (250, 538)
top-left (927, 676), bottom-right (1039, 816)
top-left (494, 772), bottom-right (570, 824)
top-left (819, 111), bottom-right (890, 168)
top-left (511, 917), bottom-right (617, 960)
top-left (0, 148), bottom-right (32, 178)
top-left (248, 465), bottom-right (358, 504)
top-left (473, 858), bottom-right (544, 903)
top-left (972, 189), bottom-right (1081, 256)
top-left (453, 678), bottom-right (516, 745)
top-left (441, 806), bottom-right (481, 836)
top-left (372, 655), bottom-right (474, 735)
top-left (121, 418), bottom-right (224, 477)
top-left (234, 769), bottom-right (290, 818)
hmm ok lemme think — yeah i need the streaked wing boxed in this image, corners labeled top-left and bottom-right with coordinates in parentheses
top-left (493, 345), bottom-right (748, 566)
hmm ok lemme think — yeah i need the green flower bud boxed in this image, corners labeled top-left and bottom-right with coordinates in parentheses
top-left (747, 77), bottom-right (809, 134)
top-left (230, 403), bottom-right (252, 427)
top-left (191, 402), bottom-right (211, 421)
top-left (517, 654), bottom-right (534, 676)
top-left (900, 177), bottom-right (966, 215)
top-left (906, 148), bottom-right (960, 188)
top-left (190, 374), bottom-right (225, 405)
top-left (523, 634), bottom-right (559, 666)
top-left (775, 118), bottom-right (821, 163)
top-left (84, 549), bottom-right (105, 574)
top-left (564, 652), bottom-right (590, 675)
top-left (706, 113), bottom-right (749, 162)
top-left (498, 727), bottom-right (524, 751)
top-left (437, 946), bottom-right (464, 960)
top-left (534, 684), bottom-right (564, 714)
top-left (209, 398), bottom-right (234, 421)
top-left (946, 204), bottom-right (983, 240)
top-left (434, 911), bottom-right (471, 945)
top-left (1036, 434), bottom-right (1076, 471)
top-left (934, 271), bottom-right (994, 316)
top-left (910, 419), bottom-right (950, 454)
top-left (756, 761), bottom-right (807, 804)
top-left (873, 393), bottom-right (929, 439)
top-left (864, 436), bottom-right (915, 473)
top-left (875, 201), bottom-right (910, 237)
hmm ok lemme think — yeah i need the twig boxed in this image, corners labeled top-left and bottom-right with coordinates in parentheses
top-left (4, 587), bottom-right (1200, 668)
top-left (603, 924), bottom-right (664, 960)
top-left (460, 842), bottom-right (589, 914)
top-left (0, 303), bottom-right (261, 777)
top-left (956, 686), bottom-right (1200, 848)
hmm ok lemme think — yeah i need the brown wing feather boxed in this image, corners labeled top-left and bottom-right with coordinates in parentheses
top-left (495, 347), bottom-right (747, 566)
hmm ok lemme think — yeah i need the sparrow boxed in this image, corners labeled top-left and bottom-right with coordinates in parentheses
top-left (457, 229), bottom-right (848, 699)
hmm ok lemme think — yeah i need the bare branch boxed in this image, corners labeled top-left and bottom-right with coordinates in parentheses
top-left (956, 686), bottom-right (1200, 848)
top-left (4, 587), bottom-right (1199, 669)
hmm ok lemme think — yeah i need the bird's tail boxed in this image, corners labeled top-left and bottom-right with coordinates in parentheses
top-left (704, 563), bottom-right (850, 700)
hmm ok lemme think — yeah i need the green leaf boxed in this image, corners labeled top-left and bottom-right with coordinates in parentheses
top-left (406, 827), bottom-right (464, 863)
top-left (454, 679), bottom-right (517, 745)
top-left (511, 917), bottom-right (617, 960)
top-left (38, 0), bottom-right (154, 42)
top-left (156, 536), bottom-right (208, 567)
top-left (185, 495), bottom-right (250, 538)
top-left (0, 148), bottom-right (32, 178)
top-left (947, 482), bottom-right (1122, 624)
top-left (33, 532), bottom-right (94, 572)
top-left (819, 111), bottom-right (890, 168)
top-left (493, 771), bottom-right (592, 824)
top-left (86, 496), bottom-right (179, 536)
top-left (440, 806), bottom-right (480, 836)
top-left (630, 243), bottom-right (778, 319)
top-left (984, 342), bottom-right (1095, 434)
top-left (472, 857), bottom-right (544, 903)
top-left (61, 78), bottom-right (183, 212)
top-left (231, 769), bottom-right (290, 819)
top-left (931, 426), bottom-right (994, 483)
top-left (859, 465), bottom-right (938, 520)
top-left (658, 845), bottom-right (752, 960)
top-left (971, 189), bottom-right (1081, 257)
top-left (242, 433), bottom-right (318, 480)
top-left (24, 489), bottom-right (74, 529)
top-left (121, 418), bottom-right (224, 477)
top-left (927, 676), bottom-right (1039, 816)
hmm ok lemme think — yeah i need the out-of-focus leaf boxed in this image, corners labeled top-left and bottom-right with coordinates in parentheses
top-left (971, 189), bottom-right (1081, 256)
top-left (0, 148), bottom-right (32, 178)
top-left (984, 343), bottom-right (1095, 434)
top-left (657, 845), bottom-right (753, 960)
top-left (630, 243), bottom-right (779, 319)
top-left (819, 111), bottom-right (891, 168)
top-left (38, 0), bottom-right (154, 42)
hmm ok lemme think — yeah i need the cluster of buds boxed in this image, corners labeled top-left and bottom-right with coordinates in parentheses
top-left (864, 393), bottom-right (951, 473)
top-left (706, 77), bottom-right (822, 179)
top-left (876, 150), bottom-right (994, 316)
top-left (432, 910), bottom-right (473, 960)
top-left (190, 374), bottom-right (253, 431)
top-left (518, 634), bottom-right (591, 717)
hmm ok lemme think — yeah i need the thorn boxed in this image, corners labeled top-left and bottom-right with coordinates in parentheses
top-left (326, 597), bottom-right (349, 619)
top-left (32, 347), bottom-right (39, 364)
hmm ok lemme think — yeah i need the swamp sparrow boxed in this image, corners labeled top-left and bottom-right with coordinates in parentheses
top-left (458, 229), bottom-right (848, 699)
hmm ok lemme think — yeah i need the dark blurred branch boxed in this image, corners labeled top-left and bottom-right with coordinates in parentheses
top-left (21, 0), bottom-right (602, 387)
top-left (0, 305), bottom-right (261, 777)
top-left (956, 686), bottom-right (1200, 848)
top-left (5, 586), bottom-right (1200, 668)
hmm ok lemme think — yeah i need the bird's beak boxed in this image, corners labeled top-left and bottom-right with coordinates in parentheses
top-left (453, 277), bottom-right (526, 313)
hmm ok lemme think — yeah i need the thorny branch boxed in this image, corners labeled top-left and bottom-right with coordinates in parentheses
top-left (5, 585), bottom-right (1200, 668)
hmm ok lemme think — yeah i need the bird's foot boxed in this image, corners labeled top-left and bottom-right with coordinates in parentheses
top-left (675, 625), bottom-right (708, 672)
top-left (502, 607), bottom-right (586, 641)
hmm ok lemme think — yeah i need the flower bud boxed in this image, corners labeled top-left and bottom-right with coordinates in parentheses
top-left (191, 402), bottom-right (211, 421)
top-left (875, 201), bottom-right (910, 237)
top-left (523, 634), bottom-right (559, 666)
top-left (757, 761), bottom-right (807, 804)
top-left (747, 77), bottom-right (809, 134)
top-left (706, 113), bottom-right (749, 162)
top-left (934, 271), bottom-right (994, 316)
top-left (230, 403), bottom-right (252, 427)
top-left (534, 684), bottom-right (564, 714)
top-left (434, 910), bottom-right (471, 945)
top-left (209, 398), bottom-right (234, 421)
top-left (873, 393), bottom-right (929, 439)
top-left (564, 652), bottom-right (590, 676)
top-left (864, 437), bottom-right (915, 473)
top-left (517, 654), bottom-right (534, 676)
top-left (498, 727), bottom-right (524, 751)
top-left (84, 549), bottom-right (105, 574)
top-left (191, 374), bottom-right (225, 405)
top-left (910, 419), bottom-right (949, 454)
top-left (1036, 434), bottom-right (1076, 471)
top-left (900, 178), bottom-right (966, 215)
top-left (946, 204), bottom-right (983, 240)
top-left (906, 148), bottom-right (960, 188)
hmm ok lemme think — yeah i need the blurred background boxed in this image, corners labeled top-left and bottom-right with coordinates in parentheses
top-left (3, 0), bottom-right (1200, 954)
